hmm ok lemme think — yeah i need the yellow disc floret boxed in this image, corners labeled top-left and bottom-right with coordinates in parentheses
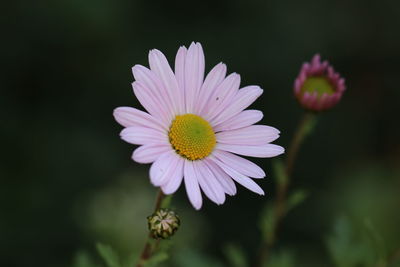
top-left (301, 76), bottom-right (334, 97)
top-left (169, 114), bottom-right (216, 161)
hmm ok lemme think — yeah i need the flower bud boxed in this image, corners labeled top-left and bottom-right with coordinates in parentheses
top-left (147, 208), bottom-right (180, 239)
top-left (294, 54), bottom-right (346, 112)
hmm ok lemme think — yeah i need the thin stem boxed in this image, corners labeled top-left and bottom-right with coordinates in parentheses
top-left (258, 112), bottom-right (316, 266)
top-left (153, 190), bottom-right (165, 212)
top-left (276, 112), bottom-right (315, 218)
top-left (136, 190), bottom-right (165, 267)
top-left (285, 112), bottom-right (315, 178)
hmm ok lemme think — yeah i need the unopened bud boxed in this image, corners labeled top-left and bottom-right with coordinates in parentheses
top-left (147, 208), bottom-right (180, 239)
top-left (294, 54), bottom-right (346, 112)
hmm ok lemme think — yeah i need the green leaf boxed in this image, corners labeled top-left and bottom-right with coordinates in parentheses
top-left (223, 243), bottom-right (248, 267)
top-left (96, 243), bottom-right (121, 267)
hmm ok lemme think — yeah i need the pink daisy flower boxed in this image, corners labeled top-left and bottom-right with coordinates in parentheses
top-left (294, 54), bottom-right (346, 111)
top-left (113, 42), bottom-right (284, 210)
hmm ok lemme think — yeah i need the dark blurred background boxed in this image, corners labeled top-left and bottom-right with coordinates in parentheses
top-left (2, 0), bottom-right (400, 266)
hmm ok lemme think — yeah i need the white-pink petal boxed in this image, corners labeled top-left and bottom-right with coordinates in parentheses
top-left (212, 150), bottom-right (265, 178)
top-left (195, 160), bottom-right (225, 205)
top-left (203, 73), bottom-right (241, 121)
top-left (213, 109), bottom-right (263, 132)
top-left (210, 85), bottom-right (263, 126)
top-left (148, 49), bottom-right (183, 114)
top-left (210, 156), bottom-right (264, 195)
top-left (132, 144), bottom-right (171, 164)
top-left (217, 143), bottom-right (285, 158)
top-left (161, 156), bottom-right (184, 195)
top-left (131, 81), bottom-right (168, 125)
top-left (184, 42), bottom-right (205, 113)
top-left (204, 159), bottom-right (236, 196)
top-left (120, 126), bottom-right (168, 145)
top-left (150, 151), bottom-right (180, 186)
top-left (113, 106), bottom-right (166, 131)
top-left (184, 161), bottom-right (203, 210)
top-left (131, 66), bottom-right (173, 124)
top-left (196, 62), bottom-right (227, 114)
top-left (216, 125), bottom-right (280, 145)
top-left (174, 45), bottom-right (187, 94)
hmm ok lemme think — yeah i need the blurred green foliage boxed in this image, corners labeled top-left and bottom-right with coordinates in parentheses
top-left (327, 216), bottom-right (376, 266)
top-left (2, 0), bottom-right (400, 266)
top-left (72, 251), bottom-right (99, 267)
top-left (223, 243), bottom-right (248, 267)
top-left (96, 243), bottom-right (122, 267)
top-left (266, 250), bottom-right (295, 267)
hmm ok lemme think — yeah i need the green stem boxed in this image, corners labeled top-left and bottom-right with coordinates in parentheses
top-left (258, 112), bottom-right (317, 266)
top-left (136, 190), bottom-right (165, 267)
top-left (277, 112), bottom-right (316, 218)
top-left (285, 112), bottom-right (316, 177)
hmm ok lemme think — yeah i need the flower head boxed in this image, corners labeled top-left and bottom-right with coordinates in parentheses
top-left (294, 54), bottom-right (346, 112)
top-left (147, 208), bottom-right (180, 239)
top-left (113, 42), bottom-right (284, 210)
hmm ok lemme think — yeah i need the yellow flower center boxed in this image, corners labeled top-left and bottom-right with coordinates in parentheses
top-left (169, 114), bottom-right (216, 161)
top-left (301, 76), bottom-right (334, 97)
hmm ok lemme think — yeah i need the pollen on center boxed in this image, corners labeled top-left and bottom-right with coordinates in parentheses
top-left (169, 114), bottom-right (216, 161)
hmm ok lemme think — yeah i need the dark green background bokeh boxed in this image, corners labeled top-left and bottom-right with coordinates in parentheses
top-left (2, 0), bottom-right (400, 266)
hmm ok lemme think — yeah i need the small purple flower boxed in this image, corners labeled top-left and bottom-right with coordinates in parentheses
top-left (294, 54), bottom-right (346, 112)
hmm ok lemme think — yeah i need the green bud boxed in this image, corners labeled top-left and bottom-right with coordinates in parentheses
top-left (147, 208), bottom-right (180, 239)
